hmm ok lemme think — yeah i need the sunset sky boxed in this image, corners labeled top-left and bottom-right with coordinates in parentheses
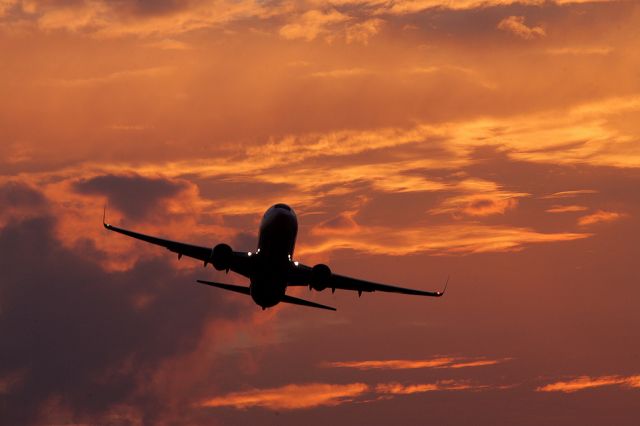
top-left (1, 0), bottom-right (640, 424)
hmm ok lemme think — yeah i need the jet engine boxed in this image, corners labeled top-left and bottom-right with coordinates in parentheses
top-left (310, 263), bottom-right (331, 291)
top-left (212, 243), bottom-right (233, 271)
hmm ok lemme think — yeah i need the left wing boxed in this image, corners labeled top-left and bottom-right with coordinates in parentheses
top-left (289, 263), bottom-right (448, 297)
top-left (103, 221), bottom-right (253, 278)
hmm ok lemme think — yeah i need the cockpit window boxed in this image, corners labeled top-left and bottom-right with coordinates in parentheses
top-left (273, 203), bottom-right (291, 211)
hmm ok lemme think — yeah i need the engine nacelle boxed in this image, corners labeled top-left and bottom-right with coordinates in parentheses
top-left (212, 243), bottom-right (233, 271)
top-left (310, 263), bottom-right (331, 291)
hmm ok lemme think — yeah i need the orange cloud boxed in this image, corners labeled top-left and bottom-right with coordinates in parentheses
top-left (578, 210), bottom-right (625, 226)
top-left (376, 380), bottom-right (486, 395)
top-left (323, 357), bottom-right (456, 370)
top-left (199, 382), bottom-right (369, 410)
top-left (546, 205), bottom-right (588, 213)
top-left (300, 223), bottom-right (589, 256)
top-left (542, 190), bottom-right (598, 199)
top-left (322, 356), bottom-right (510, 370)
top-left (312, 211), bottom-right (361, 236)
top-left (200, 378), bottom-right (498, 410)
top-left (497, 16), bottom-right (545, 40)
top-left (429, 180), bottom-right (526, 217)
top-left (536, 375), bottom-right (640, 393)
top-left (279, 9), bottom-right (349, 41)
top-left (345, 18), bottom-right (384, 44)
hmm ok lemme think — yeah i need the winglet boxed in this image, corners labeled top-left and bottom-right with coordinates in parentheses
top-left (102, 204), bottom-right (111, 229)
top-left (436, 275), bottom-right (450, 297)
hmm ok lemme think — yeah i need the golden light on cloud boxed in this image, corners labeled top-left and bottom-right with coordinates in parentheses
top-left (278, 9), bottom-right (353, 42)
top-left (301, 223), bottom-right (589, 256)
top-left (497, 16), bottom-right (545, 40)
top-left (376, 380), bottom-right (485, 395)
top-left (323, 357), bottom-right (456, 370)
top-left (536, 375), bottom-right (640, 393)
top-left (577, 210), bottom-right (625, 226)
top-left (200, 379), bottom-right (497, 410)
top-left (322, 356), bottom-right (511, 370)
top-left (542, 190), bottom-right (598, 199)
top-left (199, 382), bottom-right (369, 410)
top-left (546, 205), bottom-right (588, 213)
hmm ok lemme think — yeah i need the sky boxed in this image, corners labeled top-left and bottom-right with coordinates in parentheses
top-left (1, 0), bottom-right (639, 424)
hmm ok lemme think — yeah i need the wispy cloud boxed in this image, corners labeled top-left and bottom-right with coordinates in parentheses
top-left (537, 375), bottom-right (640, 393)
top-left (322, 356), bottom-right (511, 370)
top-left (376, 380), bottom-right (487, 394)
top-left (546, 205), bottom-right (588, 213)
top-left (542, 190), bottom-right (598, 199)
top-left (200, 379), bottom-right (498, 410)
top-left (199, 382), bottom-right (369, 410)
top-left (578, 210), bottom-right (625, 226)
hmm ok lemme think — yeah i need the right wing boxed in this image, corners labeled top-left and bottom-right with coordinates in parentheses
top-left (103, 221), bottom-right (253, 278)
top-left (289, 262), bottom-right (447, 297)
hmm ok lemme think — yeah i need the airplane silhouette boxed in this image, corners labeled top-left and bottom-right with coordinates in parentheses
top-left (104, 203), bottom-right (447, 311)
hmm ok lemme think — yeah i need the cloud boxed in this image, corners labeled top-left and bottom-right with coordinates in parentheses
top-left (428, 180), bottom-right (527, 217)
top-left (73, 173), bottom-right (189, 221)
top-left (345, 18), bottom-right (383, 44)
top-left (546, 205), bottom-right (588, 213)
top-left (0, 208), bottom-right (243, 424)
top-left (536, 375), bottom-right (640, 393)
top-left (12, 0), bottom-right (276, 38)
top-left (312, 211), bottom-right (361, 235)
top-left (199, 382), bottom-right (369, 410)
top-left (300, 222), bottom-right (589, 256)
top-left (0, 180), bottom-right (48, 226)
top-left (0, 180), bottom-right (46, 208)
top-left (199, 378), bottom-right (499, 410)
top-left (322, 356), bottom-right (510, 370)
top-left (279, 9), bottom-right (349, 42)
top-left (376, 380), bottom-right (485, 394)
top-left (323, 357), bottom-right (455, 370)
top-left (577, 210), bottom-right (625, 226)
top-left (497, 16), bottom-right (545, 40)
top-left (542, 190), bottom-right (598, 199)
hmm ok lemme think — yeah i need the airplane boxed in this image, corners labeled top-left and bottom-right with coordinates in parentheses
top-left (103, 203), bottom-right (447, 311)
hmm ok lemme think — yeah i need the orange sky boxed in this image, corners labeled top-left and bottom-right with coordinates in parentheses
top-left (1, 1), bottom-right (640, 424)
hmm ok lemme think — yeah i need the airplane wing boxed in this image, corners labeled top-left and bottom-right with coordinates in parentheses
top-left (103, 221), bottom-right (253, 278)
top-left (289, 263), bottom-right (447, 297)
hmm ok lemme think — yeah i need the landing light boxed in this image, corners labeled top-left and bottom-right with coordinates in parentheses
top-left (248, 252), bottom-right (252, 256)
top-left (294, 261), bottom-right (299, 266)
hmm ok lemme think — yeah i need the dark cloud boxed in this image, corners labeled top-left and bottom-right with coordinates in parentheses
top-left (0, 203), bottom-right (242, 424)
top-left (0, 181), bottom-right (47, 208)
top-left (73, 174), bottom-right (188, 221)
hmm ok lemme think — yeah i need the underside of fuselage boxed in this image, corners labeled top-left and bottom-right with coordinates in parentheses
top-left (249, 204), bottom-right (298, 309)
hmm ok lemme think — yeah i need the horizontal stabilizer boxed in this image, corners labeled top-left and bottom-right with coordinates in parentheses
top-left (281, 294), bottom-right (336, 311)
top-left (196, 280), bottom-right (250, 295)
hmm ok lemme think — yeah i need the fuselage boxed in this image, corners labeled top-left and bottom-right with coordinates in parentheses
top-left (250, 203), bottom-right (298, 308)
